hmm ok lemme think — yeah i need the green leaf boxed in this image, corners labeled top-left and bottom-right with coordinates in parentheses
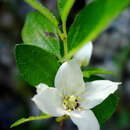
top-left (58, 0), bottom-right (75, 22)
top-left (84, 75), bottom-right (105, 82)
top-left (11, 114), bottom-right (52, 128)
top-left (24, 0), bottom-right (58, 27)
top-left (92, 94), bottom-right (119, 125)
top-left (15, 44), bottom-right (60, 86)
top-left (66, 0), bottom-right (130, 59)
top-left (22, 12), bottom-right (61, 58)
top-left (83, 67), bottom-right (114, 78)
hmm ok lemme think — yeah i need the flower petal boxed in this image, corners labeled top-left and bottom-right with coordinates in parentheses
top-left (74, 41), bottom-right (93, 66)
top-left (32, 83), bottom-right (65, 116)
top-left (80, 80), bottom-right (121, 109)
top-left (55, 60), bottom-right (85, 95)
top-left (70, 110), bottom-right (99, 130)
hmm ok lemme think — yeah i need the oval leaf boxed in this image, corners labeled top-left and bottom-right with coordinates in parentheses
top-left (15, 44), bottom-right (60, 86)
top-left (22, 12), bottom-right (61, 58)
top-left (67, 0), bottom-right (130, 59)
top-left (92, 94), bottom-right (119, 125)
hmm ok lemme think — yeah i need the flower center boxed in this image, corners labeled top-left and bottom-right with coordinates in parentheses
top-left (63, 95), bottom-right (80, 111)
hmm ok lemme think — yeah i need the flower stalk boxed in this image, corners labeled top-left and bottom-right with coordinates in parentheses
top-left (62, 21), bottom-right (68, 58)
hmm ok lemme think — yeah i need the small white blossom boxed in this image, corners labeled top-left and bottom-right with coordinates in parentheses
top-left (32, 59), bottom-right (120, 130)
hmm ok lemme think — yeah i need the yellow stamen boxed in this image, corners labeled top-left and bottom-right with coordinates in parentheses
top-left (63, 95), bottom-right (80, 111)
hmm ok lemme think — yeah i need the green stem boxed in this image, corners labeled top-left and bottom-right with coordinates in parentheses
top-left (57, 28), bottom-right (63, 40)
top-left (62, 21), bottom-right (68, 58)
top-left (63, 39), bottom-right (68, 56)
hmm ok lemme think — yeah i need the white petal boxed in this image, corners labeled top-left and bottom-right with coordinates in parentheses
top-left (74, 42), bottom-right (93, 66)
top-left (80, 80), bottom-right (121, 109)
top-left (70, 110), bottom-right (99, 130)
top-left (32, 83), bottom-right (65, 116)
top-left (55, 59), bottom-right (85, 95)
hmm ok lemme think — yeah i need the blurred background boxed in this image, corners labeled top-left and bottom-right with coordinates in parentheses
top-left (0, 0), bottom-right (130, 130)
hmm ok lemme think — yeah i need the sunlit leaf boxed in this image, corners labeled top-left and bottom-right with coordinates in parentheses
top-left (66, 0), bottom-right (130, 59)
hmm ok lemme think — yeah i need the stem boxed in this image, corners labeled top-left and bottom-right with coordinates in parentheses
top-left (62, 21), bottom-right (68, 57)
top-left (63, 39), bottom-right (68, 56)
top-left (57, 28), bottom-right (63, 40)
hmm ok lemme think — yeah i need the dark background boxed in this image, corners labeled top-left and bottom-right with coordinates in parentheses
top-left (0, 0), bottom-right (130, 130)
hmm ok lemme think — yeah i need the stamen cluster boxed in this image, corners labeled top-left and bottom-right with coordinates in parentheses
top-left (63, 95), bottom-right (80, 111)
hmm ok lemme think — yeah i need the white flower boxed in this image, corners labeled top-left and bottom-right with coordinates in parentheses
top-left (32, 59), bottom-right (120, 130)
top-left (74, 41), bottom-right (93, 67)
